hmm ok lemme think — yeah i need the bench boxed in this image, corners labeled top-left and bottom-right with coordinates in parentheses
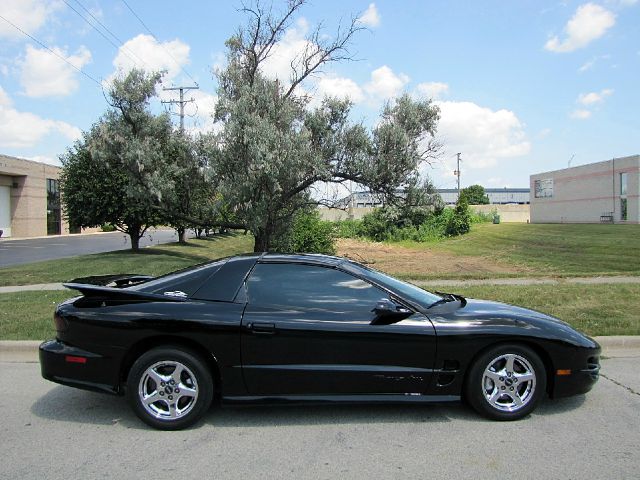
top-left (600, 212), bottom-right (614, 223)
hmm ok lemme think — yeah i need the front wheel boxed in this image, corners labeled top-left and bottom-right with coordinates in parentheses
top-left (127, 347), bottom-right (213, 430)
top-left (465, 344), bottom-right (546, 421)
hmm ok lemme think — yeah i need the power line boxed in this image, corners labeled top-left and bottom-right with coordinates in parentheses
top-left (120, 0), bottom-right (198, 85)
top-left (0, 13), bottom-right (102, 88)
top-left (70, 0), bottom-right (150, 70)
top-left (63, 0), bottom-right (147, 69)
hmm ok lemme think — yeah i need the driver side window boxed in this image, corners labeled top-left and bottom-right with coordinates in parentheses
top-left (246, 263), bottom-right (388, 314)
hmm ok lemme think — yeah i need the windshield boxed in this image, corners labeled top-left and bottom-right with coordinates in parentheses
top-left (344, 262), bottom-right (441, 308)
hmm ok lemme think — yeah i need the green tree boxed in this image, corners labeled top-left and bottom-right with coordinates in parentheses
top-left (460, 184), bottom-right (490, 205)
top-left (211, 0), bottom-right (441, 251)
top-left (160, 132), bottom-right (214, 243)
top-left (445, 195), bottom-right (471, 236)
top-left (60, 133), bottom-right (162, 250)
top-left (60, 69), bottom-right (171, 250)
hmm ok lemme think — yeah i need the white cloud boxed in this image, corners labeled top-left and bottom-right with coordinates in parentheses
top-left (0, 0), bottom-right (62, 40)
top-left (315, 75), bottom-right (365, 103)
top-left (358, 3), bottom-right (381, 28)
top-left (545, 3), bottom-right (616, 53)
top-left (537, 128), bottom-right (552, 139)
top-left (260, 18), bottom-right (312, 83)
top-left (578, 59), bottom-right (596, 72)
top-left (0, 86), bottom-right (11, 107)
top-left (570, 109), bottom-right (592, 119)
top-left (0, 86), bottom-right (81, 148)
top-left (112, 34), bottom-right (191, 83)
top-left (414, 82), bottom-right (449, 99)
top-left (178, 89), bottom-right (218, 134)
top-left (577, 88), bottom-right (614, 105)
top-left (364, 65), bottom-right (410, 102)
top-left (19, 44), bottom-right (92, 97)
top-left (578, 54), bottom-right (610, 73)
top-left (435, 101), bottom-right (530, 168)
top-left (26, 155), bottom-right (59, 166)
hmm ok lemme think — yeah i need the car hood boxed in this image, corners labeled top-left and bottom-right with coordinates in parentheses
top-left (426, 297), bottom-right (598, 348)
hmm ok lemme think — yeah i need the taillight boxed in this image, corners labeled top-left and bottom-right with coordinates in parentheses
top-left (54, 312), bottom-right (68, 332)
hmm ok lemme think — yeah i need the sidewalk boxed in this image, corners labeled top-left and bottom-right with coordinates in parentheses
top-left (411, 276), bottom-right (640, 287)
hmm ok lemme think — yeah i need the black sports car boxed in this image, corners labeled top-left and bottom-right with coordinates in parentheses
top-left (40, 253), bottom-right (600, 430)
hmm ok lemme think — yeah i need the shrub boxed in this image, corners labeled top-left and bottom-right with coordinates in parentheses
top-left (445, 196), bottom-right (471, 236)
top-left (274, 210), bottom-right (337, 255)
top-left (334, 218), bottom-right (362, 238)
top-left (100, 223), bottom-right (116, 232)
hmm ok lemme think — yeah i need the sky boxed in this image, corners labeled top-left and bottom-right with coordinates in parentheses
top-left (0, 0), bottom-right (638, 190)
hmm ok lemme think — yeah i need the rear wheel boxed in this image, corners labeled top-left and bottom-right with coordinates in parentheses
top-left (127, 347), bottom-right (213, 430)
top-left (465, 344), bottom-right (546, 420)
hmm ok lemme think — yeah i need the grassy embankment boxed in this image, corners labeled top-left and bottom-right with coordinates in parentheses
top-left (400, 223), bottom-right (640, 279)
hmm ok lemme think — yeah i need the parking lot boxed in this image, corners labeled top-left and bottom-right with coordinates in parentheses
top-left (0, 229), bottom-right (180, 267)
top-left (1, 355), bottom-right (638, 480)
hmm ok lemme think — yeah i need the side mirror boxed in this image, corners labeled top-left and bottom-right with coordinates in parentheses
top-left (372, 298), bottom-right (412, 323)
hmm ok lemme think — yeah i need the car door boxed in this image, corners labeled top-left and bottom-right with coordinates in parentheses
top-left (240, 262), bottom-right (437, 396)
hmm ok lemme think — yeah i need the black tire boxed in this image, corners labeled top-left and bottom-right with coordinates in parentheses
top-left (127, 347), bottom-right (213, 430)
top-left (465, 344), bottom-right (546, 421)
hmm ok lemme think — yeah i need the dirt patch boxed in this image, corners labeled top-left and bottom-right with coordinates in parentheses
top-left (336, 238), bottom-right (527, 277)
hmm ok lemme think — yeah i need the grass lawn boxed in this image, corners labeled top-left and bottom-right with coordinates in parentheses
top-left (0, 291), bottom-right (75, 340)
top-left (424, 283), bottom-right (640, 337)
top-left (2, 283), bottom-right (636, 340)
top-left (0, 232), bottom-right (254, 287)
top-left (398, 223), bottom-right (640, 278)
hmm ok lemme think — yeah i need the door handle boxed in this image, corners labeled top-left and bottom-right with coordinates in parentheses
top-left (249, 322), bottom-right (276, 334)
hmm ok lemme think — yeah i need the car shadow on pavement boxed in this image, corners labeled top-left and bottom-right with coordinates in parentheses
top-left (31, 386), bottom-right (587, 430)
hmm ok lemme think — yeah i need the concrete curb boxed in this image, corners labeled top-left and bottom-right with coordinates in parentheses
top-left (0, 283), bottom-right (66, 293)
top-left (1, 336), bottom-right (638, 363)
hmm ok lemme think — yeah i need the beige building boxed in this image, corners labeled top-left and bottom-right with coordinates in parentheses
top-left (0, 154), bottom-right (74, 238)
top-left (530, 155), bottom-right (639, 224)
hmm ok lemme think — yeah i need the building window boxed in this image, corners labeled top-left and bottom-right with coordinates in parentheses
top-left (534, 179), bottom-right (553, 198)
top-left (46, 178), bottom-right (61, 235)
top-left (620, 173), bottom-right (628, 221)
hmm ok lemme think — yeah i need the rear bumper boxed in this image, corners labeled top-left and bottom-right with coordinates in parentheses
top-left (39, 339), bottom-right (121, 395)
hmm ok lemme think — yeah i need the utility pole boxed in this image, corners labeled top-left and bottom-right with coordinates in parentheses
top-left (454, 152), bottom-right (462, 199)
top-left (161, 85), bottom-right (199, 133)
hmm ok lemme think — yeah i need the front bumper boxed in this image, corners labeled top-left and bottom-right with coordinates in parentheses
top-left (39, 339), bottom-right (121, 395)
top-left (551, 344), bottom-right (601, 398)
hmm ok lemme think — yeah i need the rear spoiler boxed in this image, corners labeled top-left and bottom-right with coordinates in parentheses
top-left (63, 283), bottom-right (188, 302)
top-left (69, 274), bottom-right (155, 287)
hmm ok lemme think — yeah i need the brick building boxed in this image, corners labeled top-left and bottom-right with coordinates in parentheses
top-left (0, 154), bottom-right (74, 238)
top-left (530, 155), bottom-right (639, 224)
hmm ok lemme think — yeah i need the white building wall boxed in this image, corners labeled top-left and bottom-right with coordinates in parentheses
top-left (530, 155), bottom-right (639, 224)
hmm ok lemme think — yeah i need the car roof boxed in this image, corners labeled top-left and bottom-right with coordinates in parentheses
top-left (260, 253), bottom-right (347, 267)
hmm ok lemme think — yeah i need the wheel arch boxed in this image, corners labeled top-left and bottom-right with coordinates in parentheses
top-left (119, 336), bottom-right (222, 399)
top-left (461, 339), bottom-right (556, 399)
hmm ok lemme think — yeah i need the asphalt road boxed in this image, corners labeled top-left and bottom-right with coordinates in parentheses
top-left (0, 229), bottom-right (181, 267)
top-left (1, 356), bottom-right (638, 480)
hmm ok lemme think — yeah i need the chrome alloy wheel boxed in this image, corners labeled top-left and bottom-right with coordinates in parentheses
top-left (138, 361), bottom-right (199, 420)
top-left (482, 353), bottom-right (536, 412)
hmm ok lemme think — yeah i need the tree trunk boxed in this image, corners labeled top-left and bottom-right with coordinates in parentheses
top-left (177, 226), bottom-right (187, 244)
top-left (253, 231), bottom-right (270, 252)
top-left (130, 232), bottom-right (140, 251)
top-left (127, 223), bottom-right (143, 251)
